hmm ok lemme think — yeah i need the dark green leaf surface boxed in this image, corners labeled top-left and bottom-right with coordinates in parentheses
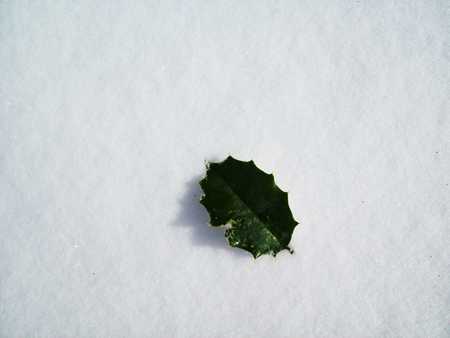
top-left (199, 156), bottom-right (299, 258)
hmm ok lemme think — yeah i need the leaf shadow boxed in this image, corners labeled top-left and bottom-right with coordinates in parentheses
top-left (173, 175), bottom-right (249, 258)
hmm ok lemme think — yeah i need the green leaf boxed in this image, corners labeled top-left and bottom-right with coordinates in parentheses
top-left (199, 156), bottom-right (299, 258)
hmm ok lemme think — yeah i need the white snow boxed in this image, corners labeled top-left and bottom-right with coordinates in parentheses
top-left (0, 1), bottom-right (449, 337)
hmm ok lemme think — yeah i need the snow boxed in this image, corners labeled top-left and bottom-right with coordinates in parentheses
top-left (1, 1), bottom-right (449, 337)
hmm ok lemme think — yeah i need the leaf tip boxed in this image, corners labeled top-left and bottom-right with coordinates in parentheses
top-left (225, 155), bottom-right (235, 162)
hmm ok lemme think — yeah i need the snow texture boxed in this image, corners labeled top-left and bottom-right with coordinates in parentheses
top-left (1, 1), bottom-right (449, 337)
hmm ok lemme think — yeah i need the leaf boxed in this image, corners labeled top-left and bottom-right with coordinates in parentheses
top-left (199, 156), bottom-right (299, 258)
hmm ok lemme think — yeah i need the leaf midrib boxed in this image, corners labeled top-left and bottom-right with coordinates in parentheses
top-left (212, 170), bottom-right (280, 245)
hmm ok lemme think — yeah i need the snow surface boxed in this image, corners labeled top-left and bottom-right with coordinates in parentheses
top-left (1, 1), bottom-right (449, 337)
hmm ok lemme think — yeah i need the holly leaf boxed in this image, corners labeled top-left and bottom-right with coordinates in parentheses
top-left (199, 156), bottom-right (299, 258)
